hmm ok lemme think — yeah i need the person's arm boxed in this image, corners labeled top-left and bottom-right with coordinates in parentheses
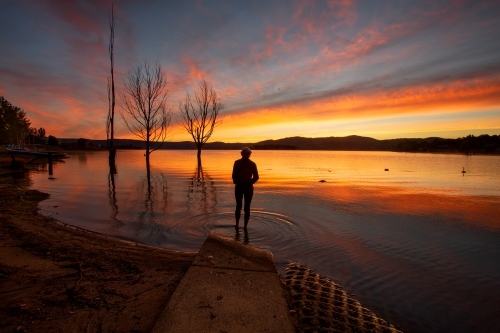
top-left (232, 161), bottom-right (238, 184)
top-left (251, 162), bottom-right (259, 184)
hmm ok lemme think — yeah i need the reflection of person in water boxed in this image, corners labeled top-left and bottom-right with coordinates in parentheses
top-left (232, 147), bottom-right (259, 230)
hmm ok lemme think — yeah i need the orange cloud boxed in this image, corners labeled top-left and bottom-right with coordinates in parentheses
top-left (202, 71), bottom-right (500, 142)
top-left (222, 73), bottom-right (500, 125)
top-left (181, 56), bottom-right (208, 81)
top-left (308, 76), bottom-right (500, 119)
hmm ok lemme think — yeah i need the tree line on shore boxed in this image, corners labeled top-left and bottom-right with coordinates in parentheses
top-left (0, 96), bottom-right (59, 147)
top-left (394, 135), bottom-right (500, 153)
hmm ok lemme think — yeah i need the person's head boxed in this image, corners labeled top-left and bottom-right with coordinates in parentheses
top-left (241, 147), bottom-right (252, 158)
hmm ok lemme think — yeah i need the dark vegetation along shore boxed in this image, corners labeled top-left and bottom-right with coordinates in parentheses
top-left (0, 154), bottom-right (196, 333)
top-left (60, 134), bottom-right (500, 154)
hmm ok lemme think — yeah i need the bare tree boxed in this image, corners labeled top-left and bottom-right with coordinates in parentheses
top-left (179, 78), bottom-right (223, 167)
top-left (121, 61), bottom-right (172, 171)
top-left (106, 4), bottom-right (117, 174)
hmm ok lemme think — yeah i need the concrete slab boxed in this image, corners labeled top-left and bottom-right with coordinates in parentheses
top-left (192, 231), bottom-right (277, 272)
top-left (151, 231), bottom-right (295, 333)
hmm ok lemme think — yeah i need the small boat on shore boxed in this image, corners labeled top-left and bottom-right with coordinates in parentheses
top-left (4, 145), bottom-right (68, 159)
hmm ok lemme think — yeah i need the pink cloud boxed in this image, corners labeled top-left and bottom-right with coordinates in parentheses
top-left (181, 56), bottom-right (208, 81)
top-left (166, 56), bottom-right (219, 98)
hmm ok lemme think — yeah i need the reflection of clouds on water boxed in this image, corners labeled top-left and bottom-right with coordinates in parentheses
top-left (78, 152), bottom-right (87, 165)
top-left (26, 159), bottom-right (66, 176)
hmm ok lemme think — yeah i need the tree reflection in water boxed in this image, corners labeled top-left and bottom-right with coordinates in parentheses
top-left (133, 166), bottom-right (170, 243)
top-left (28, 158), bottom-right (65, 179)
top-left (107, 172), bottom-right (122, 230)
top-left (187, 161), bottom-right (217, 214)
top-left (106, 164), bottom-right (170, 243)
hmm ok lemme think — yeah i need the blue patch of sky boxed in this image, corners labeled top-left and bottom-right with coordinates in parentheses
top-left (123, 1), bottom-right (267, 61)
top-left (0, 3), bottom-right (63, 71)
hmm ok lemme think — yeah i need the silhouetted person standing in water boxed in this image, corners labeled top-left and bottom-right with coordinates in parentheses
top-left (232, 147), bottom-right (259, 230)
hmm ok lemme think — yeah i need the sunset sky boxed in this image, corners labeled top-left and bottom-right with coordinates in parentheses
top-left (1, 0), bottom-right (499, 142)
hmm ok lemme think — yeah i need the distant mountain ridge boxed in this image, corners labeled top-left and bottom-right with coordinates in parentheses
top-left (59, 134), bottom-right (499, 153)
top-left (254, 135), bottom-right (422, 151)
top-left (254, 135), bottom-right (499, 152)
top-left (59, 135), bottom-right (414, 151)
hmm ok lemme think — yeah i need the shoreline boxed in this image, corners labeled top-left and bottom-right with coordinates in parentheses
top-left (0, 157), bottom-right (196, 333)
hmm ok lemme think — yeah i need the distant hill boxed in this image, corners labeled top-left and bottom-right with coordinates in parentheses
top-left (254, 135), bottom-right (432, 151)
top-left (59, 134), bottom-right (499, 153)
top-left (253, 135), bottom-right (499, 153)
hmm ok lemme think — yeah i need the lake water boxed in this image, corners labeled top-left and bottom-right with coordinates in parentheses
top-left (28, 150), bottom-right (500, 333)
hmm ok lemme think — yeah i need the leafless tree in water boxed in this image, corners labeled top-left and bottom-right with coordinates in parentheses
top-left (121, 61), bottom-right (172, 172)
top-left (179, 78), bottom-right (223, 167)
top-left (106, 3), bottom-right (117, 174)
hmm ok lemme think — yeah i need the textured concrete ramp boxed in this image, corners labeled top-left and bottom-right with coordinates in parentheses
top-left (151, 231), bottom-right (295, 333)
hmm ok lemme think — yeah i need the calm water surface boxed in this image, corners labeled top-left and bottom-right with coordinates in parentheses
top-left (29, 150), bottom-right (500, 333)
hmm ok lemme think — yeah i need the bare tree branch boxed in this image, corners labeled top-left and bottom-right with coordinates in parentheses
top-left (179, 78), bottom-right (223, 165)
top-left (120, 61), bottom-right (172, 167)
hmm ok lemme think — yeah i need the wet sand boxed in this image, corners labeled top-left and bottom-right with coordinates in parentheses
top-left (0, 154), bottom-right (195, 333)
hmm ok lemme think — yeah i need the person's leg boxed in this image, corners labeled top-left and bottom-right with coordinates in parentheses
top-left (235, 185), bottom-right (243, 228)
top-left (243, 185), bottom-right (254, 229)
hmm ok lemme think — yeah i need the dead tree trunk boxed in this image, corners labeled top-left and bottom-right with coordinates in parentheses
top-left (107, 4), bottom-right (117, 174)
